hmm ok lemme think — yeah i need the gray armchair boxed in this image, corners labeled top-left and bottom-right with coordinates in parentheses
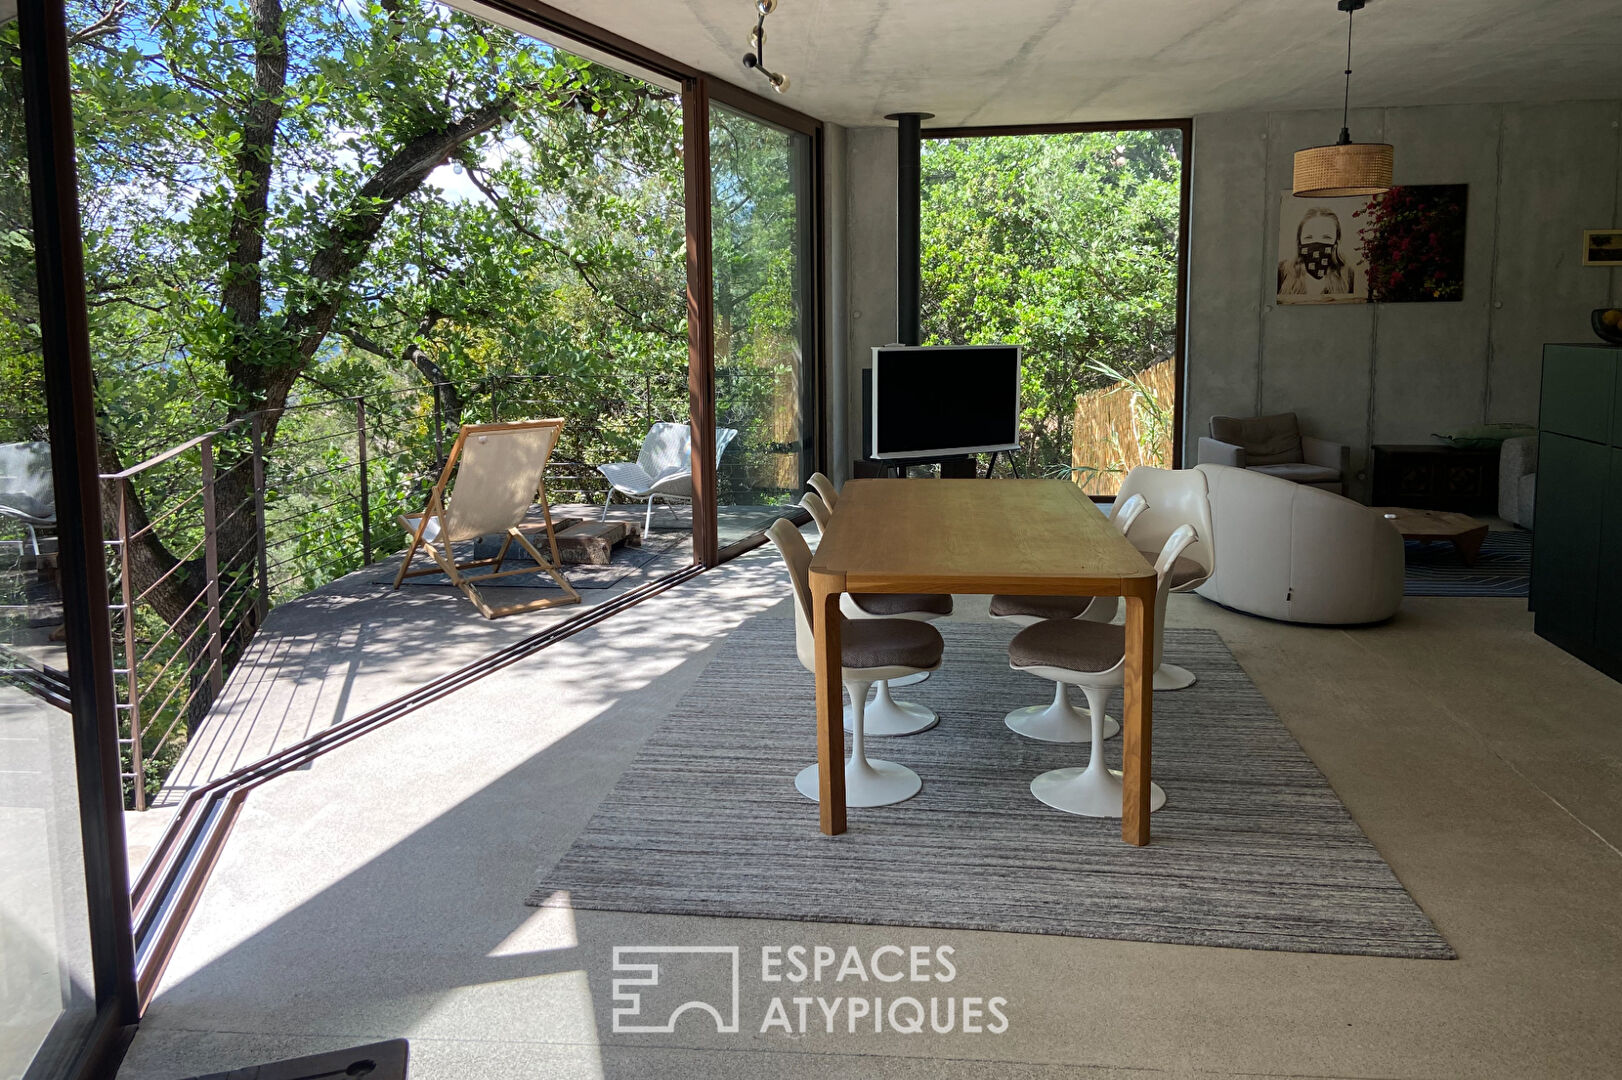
top-left (1499, 435), bottom-right (1536, 529)
top-left (1197, 413), bottom-right (1348, 494)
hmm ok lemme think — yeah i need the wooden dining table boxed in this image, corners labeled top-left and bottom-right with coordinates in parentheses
top-left (807, 478), bottom-right (1160, 844)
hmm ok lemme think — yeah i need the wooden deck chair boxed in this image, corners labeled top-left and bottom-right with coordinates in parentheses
top-left (392, 419), bottom-right (581, 618)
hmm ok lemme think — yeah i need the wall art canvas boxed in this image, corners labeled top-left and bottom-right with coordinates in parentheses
top-left (1277, 184), bottom-right (1468, 305)
top-left (1583, 229), bottom-right (1622, 266)
top-left (1359, 184), bottom-right (1468, 302)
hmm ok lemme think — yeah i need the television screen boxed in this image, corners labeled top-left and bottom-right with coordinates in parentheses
top-left (871, 345), bottom-right (1021, 460)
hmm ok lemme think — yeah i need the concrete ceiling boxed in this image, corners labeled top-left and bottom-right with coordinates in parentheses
top-left (535, 0), bottom-right (1622, 126)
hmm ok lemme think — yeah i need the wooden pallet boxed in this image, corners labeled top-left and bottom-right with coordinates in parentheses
top-left (553, 519), bottom-right (644, 565)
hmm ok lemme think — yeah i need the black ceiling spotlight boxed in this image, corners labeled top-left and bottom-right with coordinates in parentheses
top-left (741, 0), bottom-right (789, 93)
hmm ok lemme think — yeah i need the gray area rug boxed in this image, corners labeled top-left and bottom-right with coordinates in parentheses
top-left (530, 619), bottom-right (1453, 959)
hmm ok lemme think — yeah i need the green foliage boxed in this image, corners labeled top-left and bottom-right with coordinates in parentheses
top-left (920, 130), bottom-right (1183, 474)
top-left (0, 19), bottom-right (44, 442)
top-left (710, 106), bottom-right (811, 501)
top-left (64, 0), bottom-right (688, 457)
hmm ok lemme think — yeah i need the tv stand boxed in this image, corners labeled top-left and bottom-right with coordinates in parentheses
top-left (853, 454), bottom-right (980, 479)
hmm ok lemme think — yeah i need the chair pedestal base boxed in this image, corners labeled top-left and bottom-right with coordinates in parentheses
top-left (1004, 684), bottom-right (1118, 743)
top-left (1154, 663), bottom-right (1196, 691)
top-left (1030, 764), bottom-right (1167, 818)
top-left (846, 681), bottom-right (938, 736)
top-left (796, 759), bottom-right (922, 808)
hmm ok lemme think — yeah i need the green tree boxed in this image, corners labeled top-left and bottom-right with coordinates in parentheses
top-left (68, 0), bottom-right (685, 613)
top-left (920, 130), bottom-right (1182, 475)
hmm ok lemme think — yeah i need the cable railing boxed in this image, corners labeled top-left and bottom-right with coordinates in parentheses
top-left (98, 369), bottom-right (808, 809)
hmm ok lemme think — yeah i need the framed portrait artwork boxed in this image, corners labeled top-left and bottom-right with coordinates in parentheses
top-left (1278, 195), bottom-right (1369, 304)
top-left (1583, 229), bottom-right (1622, 266)
top-left (1277, 185), bottom-right (1468, 305)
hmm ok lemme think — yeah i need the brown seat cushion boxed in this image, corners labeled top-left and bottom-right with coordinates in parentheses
top-left (1134, 548), bottom-right (1207, 589)
top-left (1008, 619), bottom-right (1126, 673)
top-left (989, 593), bottom-right (1097, 620)
top-left (841, 617), bottom-right (944, 671)
top-left (1247, 462), bottom-right (1340, 485)
top-left (850, 592), bottom-right (953, 617)
top-left (1210, 413), bottom-right (1302, 466)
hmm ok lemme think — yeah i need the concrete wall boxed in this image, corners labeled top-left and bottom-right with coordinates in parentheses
top-left (835, 102), bottom-right (1622, 498)
top-left (1188, 100), bottom-right (1622, 501)
top-left (839, 126), bottom-right (898, 481)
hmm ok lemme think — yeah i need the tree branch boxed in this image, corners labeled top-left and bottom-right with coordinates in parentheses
top-left (463, 164), bottom-right (682, 343)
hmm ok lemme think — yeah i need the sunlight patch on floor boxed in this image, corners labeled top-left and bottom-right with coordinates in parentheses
top-left (488, 893), bottom-right (578, 957)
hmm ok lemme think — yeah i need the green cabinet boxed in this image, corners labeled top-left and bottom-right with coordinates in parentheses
top-left (1532, 344), bottom-right (1622, 682)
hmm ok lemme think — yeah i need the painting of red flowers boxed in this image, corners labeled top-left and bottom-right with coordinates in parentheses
top-left (1354, 185), bottom-right (1469, 303)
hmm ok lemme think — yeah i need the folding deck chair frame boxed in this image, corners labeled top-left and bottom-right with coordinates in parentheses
top-left (392, 419), bottom-right (582, 618)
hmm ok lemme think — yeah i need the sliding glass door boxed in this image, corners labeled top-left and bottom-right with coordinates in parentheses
top-left (708, 102), bottom-right (816, 548)
top-left (3, 2), bottom-right (135, 1077)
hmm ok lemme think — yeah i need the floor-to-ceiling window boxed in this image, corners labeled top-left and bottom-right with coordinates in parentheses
top-left (709, 101), bottom-right (816, 548)
top-left (1, 10), bottom-right (98, 1077)
top-left (919, 124), bottom-right (1188, 495)
top-left (6, 0), bottom-right (827, 1046)
top-left (3, 2), bottom-right (135, 1076)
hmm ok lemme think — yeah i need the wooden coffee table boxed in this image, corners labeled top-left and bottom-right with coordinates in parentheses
top-left (1373, 506), bottom-right (1490, 566)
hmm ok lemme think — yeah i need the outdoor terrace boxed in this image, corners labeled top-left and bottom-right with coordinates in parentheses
top-left (121, 498), bottom-right (797, 869)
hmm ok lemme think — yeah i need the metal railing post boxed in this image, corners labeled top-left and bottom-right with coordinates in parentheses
top-left (200, 437), bottom-right (225, 698)
top-left (118, 479), bottom-right (145, 811)
top-left (251, 415), bottom-right (269, 619)
top-left (357, 398), bottom-right (371, 566)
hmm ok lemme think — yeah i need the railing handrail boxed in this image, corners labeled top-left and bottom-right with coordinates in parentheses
top-left (101, 420), bottom-right (248, 481)
top-left (97, 372), bottom-right (656, 483)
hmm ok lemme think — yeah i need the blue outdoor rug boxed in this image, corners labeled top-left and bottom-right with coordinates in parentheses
top-left (1403, 529), bottom-right (1530, 598)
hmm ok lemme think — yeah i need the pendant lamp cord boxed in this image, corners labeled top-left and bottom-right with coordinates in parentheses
top-left (1338, 4), bottom-right (1355, 144)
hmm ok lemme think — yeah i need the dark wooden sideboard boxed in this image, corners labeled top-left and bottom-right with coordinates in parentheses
top-left (1531, 343), bottom-right (1622, 684)
top-left (1371, 443), bottom-right (1500, 513)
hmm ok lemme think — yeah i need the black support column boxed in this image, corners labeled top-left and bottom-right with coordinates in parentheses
top-left (885, 112), bottom-right (932, 346)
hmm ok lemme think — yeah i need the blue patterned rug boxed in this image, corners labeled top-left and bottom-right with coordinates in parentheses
top-left (1404, 529), bottom-right (1530, 598)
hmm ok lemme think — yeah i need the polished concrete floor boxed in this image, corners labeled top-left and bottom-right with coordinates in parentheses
top-left (116, 540), bottom-right (1622, 1079)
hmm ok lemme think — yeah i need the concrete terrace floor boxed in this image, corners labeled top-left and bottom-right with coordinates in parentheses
top-left (115, 533), bottom-right (1622, 1079)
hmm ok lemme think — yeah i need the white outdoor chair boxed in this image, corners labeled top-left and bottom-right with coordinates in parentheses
top-left (800, 491), bottom-right (951, 736)
top-left (597, 422), bottom-right (739, 533)
top-left (1115, 467), bottom-right (1215, 690)
top-left (987, 491), bottom-right (1147, 743)
top-left (767, 518), bottom-right (943, 808)
top-left (1007, 524), bottom-right (1197, 818)
top-left (0, 441), bottom-right (55, 556)
top-left (392, 419), bottom-right (580, 619)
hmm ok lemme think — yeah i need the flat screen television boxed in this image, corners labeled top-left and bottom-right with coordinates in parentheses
top-left (871, 344), bottom-right (1021, 460)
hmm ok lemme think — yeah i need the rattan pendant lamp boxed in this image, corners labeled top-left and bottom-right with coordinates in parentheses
top-left (1293, 0), bottom-right (1393, 198)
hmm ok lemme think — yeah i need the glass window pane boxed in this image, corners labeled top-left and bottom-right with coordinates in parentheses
top-left (921, 129), bottom-right (1184, 496)
top-left (709, 104), bottom-right (813, 546)
top-left (1, 10), bottom-right (98, 1076)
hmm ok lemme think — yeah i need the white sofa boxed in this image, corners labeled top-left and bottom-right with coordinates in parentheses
top-left (1194, 464), bottom-right (1403, 625)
